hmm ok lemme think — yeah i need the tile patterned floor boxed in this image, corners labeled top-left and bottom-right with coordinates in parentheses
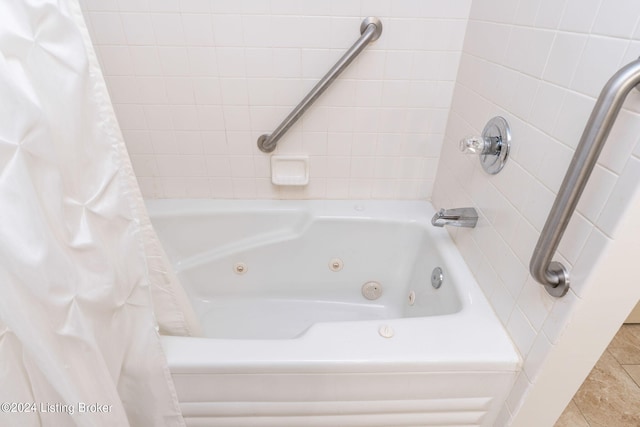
top-left (555, 324), bottom-right (640, 427)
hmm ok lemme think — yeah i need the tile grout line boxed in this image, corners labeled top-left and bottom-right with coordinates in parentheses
top-left (621, 364), bottom-right (640, 389)
top-left (571, 397), bottom-right (592, 426)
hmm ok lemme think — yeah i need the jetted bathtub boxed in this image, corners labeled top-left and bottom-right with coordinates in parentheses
top-left (149, 200), bottom-right (521, 427)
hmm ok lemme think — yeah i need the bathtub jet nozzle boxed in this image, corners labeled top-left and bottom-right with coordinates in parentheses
top-left (431, 207), bottom-right (478, 228)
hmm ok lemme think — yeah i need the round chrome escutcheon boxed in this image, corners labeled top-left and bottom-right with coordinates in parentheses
top-left (431, 267), bottom-right (444, 289)
top-left (480, 116), bottom-right (511, 175)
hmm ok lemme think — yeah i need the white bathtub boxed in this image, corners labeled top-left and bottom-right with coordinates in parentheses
top-left (149, 200), bottom-right (521, 427)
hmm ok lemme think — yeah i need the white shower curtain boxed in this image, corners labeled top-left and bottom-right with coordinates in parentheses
top-left (0, 0), bottom-right (198, 425)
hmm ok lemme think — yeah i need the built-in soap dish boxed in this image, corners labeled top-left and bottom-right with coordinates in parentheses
top-left (271, 155), bottom-right (309, 186)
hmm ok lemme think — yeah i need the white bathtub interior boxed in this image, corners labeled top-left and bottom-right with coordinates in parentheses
top-left (152, 200), bottom-right (463, 340)
top-left (150, 200), bottom-right (521, 427)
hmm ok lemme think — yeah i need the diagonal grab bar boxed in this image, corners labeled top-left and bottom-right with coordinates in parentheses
top-left (257, 17), bottom-right (382, 153)
top-left (530, 58), bottom-right (640, 297)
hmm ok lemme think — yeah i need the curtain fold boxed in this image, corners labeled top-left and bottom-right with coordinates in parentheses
top-left (0, 0), bottom-right (197, 425)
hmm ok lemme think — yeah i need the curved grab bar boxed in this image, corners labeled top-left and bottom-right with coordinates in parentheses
top-left (530, 58), bottom-right (640, 297)
top-left (257, 17), bottom-right (382, 153)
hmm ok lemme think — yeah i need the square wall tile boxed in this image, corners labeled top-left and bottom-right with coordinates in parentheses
top-left (559, 0), bottom-right (601, 33)
top-left (571, 36), bottom-right (629, 98)
top-left (90, 12), bottom-right (127, 44)
top-left (592, 0), bottom-right (640, 38)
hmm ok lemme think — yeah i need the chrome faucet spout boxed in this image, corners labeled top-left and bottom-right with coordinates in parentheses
top-left (431, 207), bottom-right (478, 228)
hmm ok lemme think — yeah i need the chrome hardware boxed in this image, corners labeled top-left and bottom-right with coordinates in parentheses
top-left (431, 207), bottom-right (478, 228)
top-left (459, 136), bottom-right (492, 155)
top-left (431, 267), bottom-right (444, 289)
top-left (530, 58), bottom-right (640, 298)
top-left (258, 17), bottom-right (382, 153)
top-left (460, 116), bottom-right (511, 174)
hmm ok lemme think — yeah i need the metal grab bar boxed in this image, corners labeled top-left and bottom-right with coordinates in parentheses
top-left (257, 17), bottom-right (382, 153)
top-left (530, 58), bottom-right (640, 297)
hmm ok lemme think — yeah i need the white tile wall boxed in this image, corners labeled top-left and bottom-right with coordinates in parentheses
top-left (432, 0), bottom-right (640, 424)
top-left (79, 0), bottom-right (473, 199)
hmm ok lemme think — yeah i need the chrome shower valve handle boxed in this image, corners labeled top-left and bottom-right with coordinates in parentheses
top-left (459, 136), bottom-right (492, 155)
top-left (459, 116), bottom-right (511, 175)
